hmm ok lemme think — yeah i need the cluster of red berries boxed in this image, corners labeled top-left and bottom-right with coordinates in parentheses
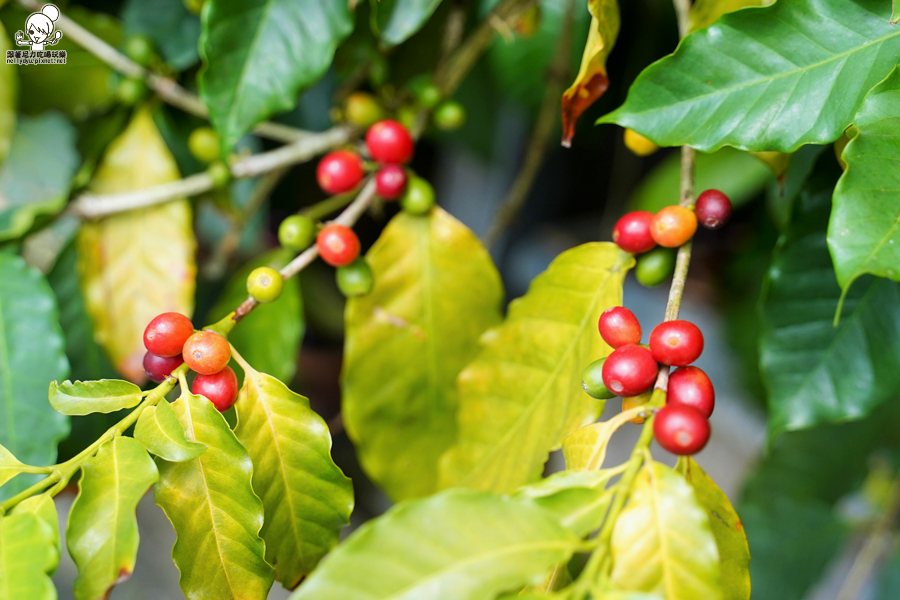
top-left (142, 313), bottom-right (238, 412)
top-left (581, 306), bottom-right (714, 455)
top-left (613, 189), bottom-right (732, 255)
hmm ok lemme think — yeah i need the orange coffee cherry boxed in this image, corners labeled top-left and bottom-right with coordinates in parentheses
top-left (651, 206), bottom-right (698, 248)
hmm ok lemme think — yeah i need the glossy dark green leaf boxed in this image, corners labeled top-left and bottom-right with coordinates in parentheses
top-left (0, 114), bottom-right (78, 242)
top-left (289, 489), bottom-right (579, 600)
top-left (513, 470), bottom-right (617, 537)
top-left (344, 208), bottom-right (503, 500)
top-left (0, 254), bottom-right (69, 501)
top-left (829, 68), bottom-right (900, 292)
top-left (440, 243), bottom-right (633, 493)
top-left (49, 379), bottom-right (142, 416)
top-left (599, 0), bottom-right (900, 152)
top-left (207, 249), bottom-right (303, 384)
top-left (373, 0), bottom-right (441, 46)
top-left (234, 361), bottom-right (353, 589)
top-left (199, 0), bottom-right (353, 152)
top-left (122, 0), bottom-right (200, 70)
top-left (0, 512), bottom-right (58, 600)
top-left (760, 172), bottom-right (900, 435)
top-left (133, 400), bottom-right (205, 462)
top-left (67, 436), bottom-right (159, 600)
top-left (676, 458), bottom-right (750, 600)
top-left (153, 392), bottom-right (273, 600)
top-left (610, 462), bottom-right (721, 600)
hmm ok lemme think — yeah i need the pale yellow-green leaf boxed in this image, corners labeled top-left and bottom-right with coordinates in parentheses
top-left (0, 443), bottom-right (24, 488)
top-left (563, 406), bottom-right (643, 471)
top-left (234, 362), bottom-right (353, 589)
top-left (77, 109), bottom-right (195, 383)
top-left (133, 399), bottom-right (205, 462)
top-left (514, 469), bottom-right (619, 537)
top-left (11, 494), bottom-right (60, 559)
top-left (676, 457), bottom-right (750, 600)
top-left (66, 436), bottom-right (159, 600)
top-left (0, 512), bottom-right (57, 600)
top-left (0, 22), bottom-right (16, 164)
top-left (440, 242), bottom-right (633, 493)
top-left (611, 462), bottom-right (722, 600)
top-left (688, 0), bottom-right (775, 31)
top-left (343, 208), bottom-right (503, 500)
top-left (153, 392), bottom-right (273, 600)
top-left (48, 379), bottom-right (143, 416)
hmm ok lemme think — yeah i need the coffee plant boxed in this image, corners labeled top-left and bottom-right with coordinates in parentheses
top-left (1, 0), bottom-right (899, 598)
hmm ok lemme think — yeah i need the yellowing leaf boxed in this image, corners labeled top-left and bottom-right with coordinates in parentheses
top-left (76, 109), bottom-right (196, 383)
top-left (611, 462), bottom-right (722, 600)
top-left (561, 0), bottom-right (620, 146)
top-left (440, 243), bottom-right (633, 493)
top-left (234, 361), bottom-right (353, 589)
top-left (0, 443), bottom-right (24, 488)
top-left (66, 436), bottom-right (159, 600)
top-left (0, 512), bottom-right (57, 600)
top-left (676, 457), bottom-right (751, 600)
top-left (153, 392), bottom-right (273, 600)
top-left (688, 0), bottom-right (775, 32)
top-left (563, 406), bottom-right (644, 471)
top-left (343, 208), bottom-right (503, 500)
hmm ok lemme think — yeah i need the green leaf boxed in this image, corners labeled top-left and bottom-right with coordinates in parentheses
top-left (122, 0), bottom-right (200, 70)
top-left (373, 0), bottom-right (441, 46)
top-left (610, 462), bottom-right (721, 600)
top-left (48, 379), bottom-right (142, 416)
top-left (234, 362), bottom-right (353, 589)
top-left (875, 551), bottom-right (900, 600)
top-left (77, 108), bottom-right (196, 383)
top-left (344, 208), bottom-right (503, 500)
top-left (440, 243), bottom-right (633, 493)
top-left (0, 114), bottom-right (79, 242)
top-left (628, 148), bottom-right (772, 214)
top-left (0, 512), bottom-right (58, 600)
top-left (207, 249), bottom-right (303, 384)
top-left (67, 436), bottom-right (159, 600)
top-left (199, 0), bottom-right (353, 152)
top-left (0, 254), bottom-right (69, 500)
top-left (687, 0), bottom-right (773, 31)
top-left (153, 392), bottom-right (274, 600)
top-left (289, 489), bottom-right (579, 600)
top-left (513, 470), bottom-right (617, 537)
top-left (676, 458), bottom-right (750, 600)
top-left (760, 168), bottom-right (900, 434)
top-left (829, 68), bottom-right (900, 292)
top-left (11, 494), bottom-right (60, 559)
top-left (0, 443), bottom-right (24, 488)
top-left (0, 23), bottom-right (16, 164)
top-left (133, 400), bottom-right (205, 462)
top-left (598, 0), bottom-right (900, 152)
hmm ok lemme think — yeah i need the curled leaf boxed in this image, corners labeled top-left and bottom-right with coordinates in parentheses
top-left (49, 379), bottom-right (142, 416)
top-left (561, 0), bottom-right (620, 146)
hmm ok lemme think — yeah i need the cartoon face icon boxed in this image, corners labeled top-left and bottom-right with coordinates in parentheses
top-left (25, 4), bottom-right (59, 44)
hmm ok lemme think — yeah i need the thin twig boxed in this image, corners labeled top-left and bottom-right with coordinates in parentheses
top-left (70, 125), bottom-right (355, 219)
top-left (16, 0), bottom-right (309, 144)
top-left (484, 0), bottom-right (576, 246)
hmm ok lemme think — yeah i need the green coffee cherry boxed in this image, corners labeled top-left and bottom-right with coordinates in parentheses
top-left (189, 127), bottom-right (221, 164)
top-left (635, 247), bottom-right (676, 287)
top-left (117, 78), bottom-right (147, 105)
top-left (397, 105), bottom-right (418, 131)
top-left (417, 84), bottom-right (442, 109)
top-left (183, 0), bottom-right (205, 13)
top-left (278, 215), bottom-right (316, 251)
top-left (582, 358), bottom-right (616, 399)
top-left (345, 92), bottom-right (385, 128)
top-left (124, 35), bottom-right (154, 66)
top-left (247, 266), bottom-right (284, 303)
top-left (434, 101), bottom-right (466, 131)
top-left (207, 161), bottom-right (231, 189)
top-left (336, 258), bottom-right (374, 297)
top-left (400, 176), bottom-right (435, 215)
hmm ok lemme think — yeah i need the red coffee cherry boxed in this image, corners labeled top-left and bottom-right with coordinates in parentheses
top-left (192, 366), bottom-right (239, 412)
top-left (143, 312), bottom-right (194, 358)
top-left (653, 404), bottom-right (711, 455)
top-left (651, 206), bottom-right (697, 248)
top-left (667, 366), bottom-right (715, 418)
top-left (375, 165), bottom-right (408, 200)
top-left (317, 150), bottom-right (364, 195)
top-left (366, 120), bottom-right (414, 164)
top-left (598, 306), bottom-right (642, 348)
top-left (601, 344), bottom-right (657, 397)
top-left (182, 331), bottom-right (231, 375)
top-left (649, 320), bottom-right (704, 366)
top-left (317, 224), bottom-right (361, 267)
top-left (143, 352), bottom-right (184, 383)
top-left (695, 189), bottom-right (733, 229)
top-left (612, 211), bottom-right (656, 254)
